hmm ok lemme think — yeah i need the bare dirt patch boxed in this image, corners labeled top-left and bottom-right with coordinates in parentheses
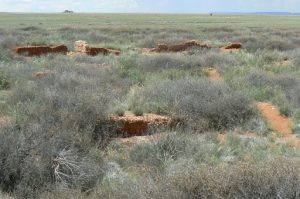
top-left (256, 102), bottom-right (294, 137)
top-left (220, 43), bottom-right (242, 53)
top-left (15, 45), bottom-right (68, 56)
top-left (206, 67), bottom-right (222, 81)
top-left (110, 111), bottom-right (170, 137)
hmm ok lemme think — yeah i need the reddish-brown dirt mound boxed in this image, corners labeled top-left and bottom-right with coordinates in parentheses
top-left (220, 43), bottom-right (242, 53)
top-left (88, 47), bottom-right (120, 56)
top-left (149, 40), bottom-right (211, 53)
top-left (110, 111), bottom-right (170, 137)
top-left (206, 67), bottom-right (222, 81)
top-left (223, 43), bottom-right (242, 49)
top-left (74, 40), bottom-right (120, 56)
top-left (256, 102), bottom-right (294, 137)
top-left (33, 70), bottom-right (55, 78)
top-left (15, 44), bottom-right (68, 56)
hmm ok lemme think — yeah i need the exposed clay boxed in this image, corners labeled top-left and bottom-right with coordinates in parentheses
top-left (223, 43), bottom-right (242, 50)
top-left (147, 40), bottom-right (211, 53)
top-left (110, 111), bottom-right (170, 137)
top-left (220, 43), bottom-right (242, 53)
top-left (256, 102), bottom-right (294, 137)
top-left (74, 40), bottom-right (120, 56)
top-left (15, 44), bottom-right (68, 56)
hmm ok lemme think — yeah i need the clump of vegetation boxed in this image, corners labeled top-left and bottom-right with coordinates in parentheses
top-left (0, 57), bottom-right (130, 198)
top-left (128, 77), bottom-right (254, 131)
top-left (0, 70), bottom-right (10, 90)
top-left (132, 107), bottom-right (144, 116)
top-left (243, 70), bottom-right (300, 111)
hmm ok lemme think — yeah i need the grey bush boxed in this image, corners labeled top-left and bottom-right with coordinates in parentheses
top-left (94, 158), bottom-right (300, 199)
top-left (244, 70), bottom-right (300, 108)
top-left (0, 58), bottom-right (129, 198)
top-left (135, 51), bottom-right (238, 73)
top-left (128, 77), bottom-right (254, 131)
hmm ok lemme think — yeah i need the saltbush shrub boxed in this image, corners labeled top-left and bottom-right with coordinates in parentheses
top-left (128, 77), bottom-right (254, 131)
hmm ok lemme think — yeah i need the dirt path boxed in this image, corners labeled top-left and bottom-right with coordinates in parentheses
top-left (256, 102), bottom-right (294, 137)
top-left (207, 69), bottom-right (299, 148)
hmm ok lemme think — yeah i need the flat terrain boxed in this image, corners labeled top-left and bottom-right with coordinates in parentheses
top-left (1, 14), bottom-right (300, 199)
top-left (1, 13), bottom-right (300, 29)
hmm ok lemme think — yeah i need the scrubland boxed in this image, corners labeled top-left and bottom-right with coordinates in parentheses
top-left (1, 13), bottom-right (300, 198)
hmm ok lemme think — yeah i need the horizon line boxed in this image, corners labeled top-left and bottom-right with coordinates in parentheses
top-left (0, 11), bottom-right (299, 15)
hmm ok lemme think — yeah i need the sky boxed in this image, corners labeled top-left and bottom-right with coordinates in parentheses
top-left (0, 0), bottom-right (300, 13)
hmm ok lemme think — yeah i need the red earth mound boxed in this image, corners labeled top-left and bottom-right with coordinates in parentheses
top-left (149, 40), bottom-right (212, 53)
top-left (223, 43), bottom-right (242, 49)
top-left (74, 40), bottom-right (120, 56)
top-left (88, 47), bottom-right (120, 56)
top-left (110, 111), bottom-right (170, 137)
top-left (220, 43), bottom-right (242, 53)
top-left (15, 45), bottom-right (68, 56)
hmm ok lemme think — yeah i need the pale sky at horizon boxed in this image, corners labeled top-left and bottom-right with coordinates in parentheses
top-left (0, 0), bottom-right (300, 13)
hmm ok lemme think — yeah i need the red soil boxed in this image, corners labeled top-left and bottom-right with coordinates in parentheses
top-left (220, 43), bottom-right (242, 53)
top-left (88, 47), bottom-right (120, 56)
top-left (15, 45), bottom-right (68, 56)
top-left (149, 40), bottom-right (212, 53)
top-left (256, 102), bottom-right (294, 137)
top-left (223, 43), bottom-right (242, 50)
top-left (110, 111), bottom-right (170, 137)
